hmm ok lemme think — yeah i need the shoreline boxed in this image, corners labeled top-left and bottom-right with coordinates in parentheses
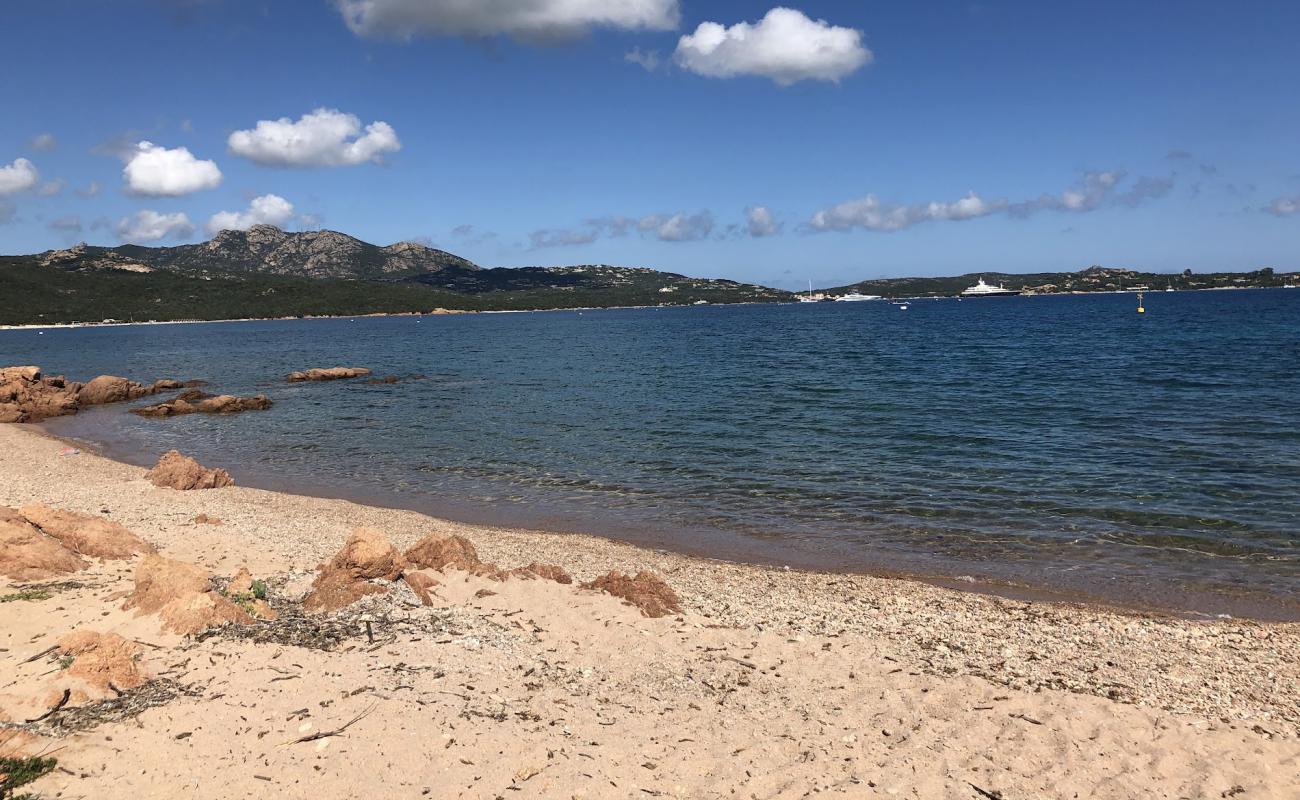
top-left (2, 421), bottom-right (1298, 797)
top-left (3, 421), bottom-right (1297, 729)
top-left (2, 284), bottom-right (1293, 330)
top-left (38, 409), bottom-right (1300, 624)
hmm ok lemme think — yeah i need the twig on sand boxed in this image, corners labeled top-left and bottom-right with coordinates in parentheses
top-left (283, 703), bottom-right (376, 745)
top-left (969, 782), bottom-right (1005, 799)
top-left (25, 688), bottom-right (71, 722)
top-left (722, 655), bottom-right (757, 670)
top-left (23, 645), bottom-right (59, 664)
top-left (1010, 713), bottom-right (1044, 726)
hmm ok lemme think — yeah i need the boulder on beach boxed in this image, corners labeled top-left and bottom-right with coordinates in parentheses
top-left (0, 504), bottom-right (151, 581)
top-left (55, 629), bottom-right (148, 695)
top-left (123, 554), bottom-right (254, 635)
top-left (303, 528), bottom-right (407, 613)
top-left (18, 504), bottom-right (154, 559)
top-left (511, 562), bottom-right (574, 584)
top-left (147, 450), bottom-right (234, 490)
top-left (581, 570), bottom-right (683, 618)
top-left (0, 366), bottom-right (81, 423)
top-left (404, 533), bottom-right (492, 574)
top-left (0, 507), bottom-right (88, 581)
top-left (404, 570), bottom-right (439, 606)
top-left (287, 367), bottom-right (372, 383)
top-left (133, 390), bottom-right (272, 417)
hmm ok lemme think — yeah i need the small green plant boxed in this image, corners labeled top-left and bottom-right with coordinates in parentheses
top-left (250, 579), bottom-right (268, 600)
top-left (0, 590), bottom-right (51, 604)
top-left (1, 754), bottom-right (58, 799)
top-left (56, 654), bottom-right (74, 671)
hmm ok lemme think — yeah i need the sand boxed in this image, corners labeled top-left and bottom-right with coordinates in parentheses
top-left (0, 423), bottom-right (1296, 798)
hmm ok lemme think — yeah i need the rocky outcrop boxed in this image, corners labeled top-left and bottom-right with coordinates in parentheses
top-left (0, 505), bottom-right (151, 581)
top-left (78, 375), bottom-right (152, 406)
top-left (146, 450), bottom-right (234, 490)
top-left (132, 389), bottom-right (272, 417)
top-left (303, 528), bottom-right (407, 613)
top-left (0, 507), bottom-right (88, 581)
top-left (0, 365), bottom-right (187, 423)
top-left (18, 504), bottom-right (154, 559)
top-left (511, 563), bottom-right (573, 584)
top-left (123, 554), bottom-right (253, 635)
top-left (0, 366), bottom-right (81, 423)
top-left (287, 367), bottom-right (372, 382)
top-left (581, 571), bottom-right (683, 618)
top-left (56, 630), bottom-right (148, 695)
top-left (404, 571), bottom-right (439, 606)
top-left (404, 534), bottom-right (495, 576)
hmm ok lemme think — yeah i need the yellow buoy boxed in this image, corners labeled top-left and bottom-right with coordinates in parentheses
top-left (1137, 291), bottom-right (1145, 314)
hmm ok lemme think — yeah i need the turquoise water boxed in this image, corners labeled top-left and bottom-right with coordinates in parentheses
top-left (6, 290), bottom-right (1298, 618)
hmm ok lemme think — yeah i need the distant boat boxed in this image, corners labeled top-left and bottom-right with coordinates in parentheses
top-left (797, 280), bottom-right (819, 303)
top-left (960, 278), bottom-right (1022, 298)
top-left (836, 292), bottom-right (883, 302)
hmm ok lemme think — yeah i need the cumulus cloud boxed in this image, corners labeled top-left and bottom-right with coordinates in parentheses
top-left (228, 108), bottom-right (401, 168)
top-left (674, 7), bottom-right (871, 86)
top-left (530, 210), bottom-right (714, 248)
top-left (123, 141), bottom-right (223, 196)
top-left (30, 133), bottom-right (58, 152)
top-left (811, 191), bottom-right (1006, 233)
top-left (624, 47), bottom-right (661, 71)
top-left (0, 158), bottom-right (40, 195)
top-left (1265, 196), bottom-right (1300, 216)
top-left (745, 206), bottom-right (781, 237)
top-left (117, 209), bottom-right (195, 242)
top-left (206, 193), bottom-right (296, 234)
top-left (641, 211), bottom-right (714, 241)
top-left (337, 0), bottom-right (680, 42)
top-left (810, 170), bottom-right (1173, 233)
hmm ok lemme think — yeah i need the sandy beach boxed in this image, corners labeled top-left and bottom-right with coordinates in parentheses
top-left (1, 422), bottom-right (1297, 798)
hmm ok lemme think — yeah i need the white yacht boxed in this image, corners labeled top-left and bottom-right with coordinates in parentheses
top-left (960, 277), bottom-right (1022, 298)
top-left (836, 292), bottom-right (883, 301)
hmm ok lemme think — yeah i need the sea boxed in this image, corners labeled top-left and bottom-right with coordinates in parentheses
top-left (4, 289), bottom-right (1297, 619)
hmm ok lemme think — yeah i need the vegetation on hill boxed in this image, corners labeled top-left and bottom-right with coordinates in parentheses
top-left (3, 225), bottom-right (1294, 326)
top-left (0, 257), bottom-right (788, 326)
top-left (826, 266), bottom-right (1295, 298)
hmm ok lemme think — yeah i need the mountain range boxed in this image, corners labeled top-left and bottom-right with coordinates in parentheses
top-left (1, 225), bottom-right (1294, 326)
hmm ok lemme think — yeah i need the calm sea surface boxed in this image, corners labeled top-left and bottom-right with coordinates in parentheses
top-left (5, 290), bottom-right (1298, 618)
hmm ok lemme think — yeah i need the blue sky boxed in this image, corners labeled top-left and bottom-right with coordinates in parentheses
top-left (3, 0), bottom-right (1300, 289)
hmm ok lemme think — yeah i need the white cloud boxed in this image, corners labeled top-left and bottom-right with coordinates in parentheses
top-left (206, 194), bottom-right (296, 234)
top-left (530, 210), bottom-right (714, 248)
top-left (624, 47), bottom-right (661, 71)
top-left (640, 211), bottom-right (714, 241)
top-left (674, 7), bottom-right (871, 86)
top-left (38, 178), bottom-right (65, 197)
top-left (337, 0), bottom-right (680, 42)
top-left (77, 181), bottom-right (102, 198)
top-left (123, 141), bottom-right (223, 196)
top-left (228, 108), bottom-right (401, 168)
top-left (0, 158), bottom-right (40, 195)
top-left (745, 206), bottom-right (780, 237)
top-left (30, 133), bottom-right (58, 152)
top-left (811, 171), bottom-right (1172, 233)
top-left (811, 191), bottom-right (1006, 232)
top-left (1266, 196), bottom-right (1300, 216)
top-left (117, 210), bottom-right (195, 242)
